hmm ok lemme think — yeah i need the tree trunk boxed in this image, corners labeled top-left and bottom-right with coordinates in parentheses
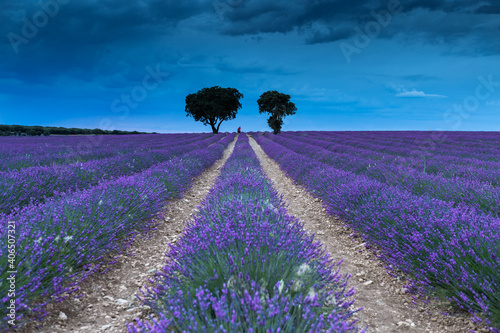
top-left (216, 120), bottom-right (223, 133)
top-left (210, 123), bottom-right (218, 134)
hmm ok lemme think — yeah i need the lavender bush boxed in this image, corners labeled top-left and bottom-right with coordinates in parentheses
top-left (0, 133), bottom-right (211, 171)
top-left (253, 132), bottom-right (500, 332)
top-left (130, 134), bottom-right (364, 333)
top-left (0, 133), bottom-right (225, 214)
top-left (284, 131), bottom-right (500, 185)
top-left (264, 132), bottom-right (500, 217)
top-left (0, 133), bottom-right (235, 330)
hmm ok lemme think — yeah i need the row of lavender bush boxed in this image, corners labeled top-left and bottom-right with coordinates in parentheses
top-left (296, 131), bottom-right (500, 174)
top-left (129, 134), bottom-right (364, 333)
top-left (301, 131), bottom-right (500, 159)
top-left (294, 132), bottom-right (500, 183)
top-left (0, 133), bottom-right (210, 171)
top-left (253, 133), bottom-right (500, 332)
top-left (0, 134), bottom-right (224, 214)
top-left (265, 133), bottom-right (500, 217)
top-left (0, 133), bottom-right (235, 330)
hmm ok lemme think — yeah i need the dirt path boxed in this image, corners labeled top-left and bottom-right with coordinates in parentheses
top-left (248, 136), bottom-right (483, 333)
top-left (16, 137), bottom-right (237, 333)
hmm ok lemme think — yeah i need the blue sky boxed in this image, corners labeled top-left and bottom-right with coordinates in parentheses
top-left (1, 0), bottom-right (499, 133)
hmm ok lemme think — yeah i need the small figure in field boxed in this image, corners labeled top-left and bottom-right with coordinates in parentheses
top-left (237, 126), bottom-right (241, 133)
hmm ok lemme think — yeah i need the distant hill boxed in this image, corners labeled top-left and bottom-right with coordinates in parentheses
top-left (0, 124), bottom-right (155, 136)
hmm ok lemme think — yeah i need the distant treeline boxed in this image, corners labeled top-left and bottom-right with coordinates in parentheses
top-left (0, 124), bottom-right (153, 136)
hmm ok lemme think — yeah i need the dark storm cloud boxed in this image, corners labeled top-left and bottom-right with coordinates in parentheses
top-left (1, 0), bottom-right (209, 46)
top-left (0, 0), bottom-right (210, 86)
top-left (475, 4), bottom-right (500, 14)
top-left (0, 0), bottom-right (498, 88)
top-left (305, 27), bottom-right (352, 44)
top-left (217, 0), bottom-right (499, 54)
top-left (219, 0), bottom-right (373, 36)
top-left (2, 0), bottom-right (497, 55)
top-left (217, 0), bottom-right (449, 36)
top-left (2, 0), bottom-right (498, 52)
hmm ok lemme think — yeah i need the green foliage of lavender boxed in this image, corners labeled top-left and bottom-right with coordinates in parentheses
top-left (254, 132), bottom-right (500, 332)
top-left (266, 132), bottom-right (500, 217)
top-left (0, 134), bottom-right (224, 214)
top-left (0, 133), bottom-right (235, 329)
top-left (130, 134), bottom-right (364, 333)
top-left (0, 134), bottom-right (211, 171)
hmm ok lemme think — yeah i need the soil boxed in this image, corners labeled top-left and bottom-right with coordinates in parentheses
top-left (15, 137), bottom-right (237, 333)
top-left (248, 135), bottom-right (488, 333)
top-left (12, 134), bottom-right (491, 333)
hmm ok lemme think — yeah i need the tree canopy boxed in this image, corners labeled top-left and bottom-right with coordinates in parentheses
top-left (185, 86), bottom-right (243, 134)
top-left (257, 90), bottom-right (297, 134)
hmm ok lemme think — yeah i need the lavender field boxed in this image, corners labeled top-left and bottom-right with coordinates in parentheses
top-left (0, 133), bottom-right (235, 329)
top-left (1, 131), bottom-right (499, 332)
top-left (129, 134), bottom-right (363, 332)
top-left (253, 131), bottom-right (500, 331)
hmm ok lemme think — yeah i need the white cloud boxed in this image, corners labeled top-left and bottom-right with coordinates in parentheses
top-left (396, 89), bottom-right (447, 98)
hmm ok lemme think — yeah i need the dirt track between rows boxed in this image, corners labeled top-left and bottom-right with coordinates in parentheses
top-left (13, 134), bottom-right (488, 333)
top-left (16, 137), bottom-right (237, 333)
top-left (248, 135), bottom-right (485, 333)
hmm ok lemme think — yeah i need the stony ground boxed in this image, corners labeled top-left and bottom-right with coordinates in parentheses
top-left (248, 135), bottom-right (488, 333)
top-left (15, 138), bottom-right (237, 333)
top-left (12, 135), bottom-right (489, 333)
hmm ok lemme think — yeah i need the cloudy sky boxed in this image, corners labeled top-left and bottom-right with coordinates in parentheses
top-left (1, 0), bottom-right (499, 133)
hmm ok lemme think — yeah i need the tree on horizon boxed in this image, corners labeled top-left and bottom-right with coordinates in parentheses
top-left (185, 86), bottom-right (243, 134)
top-left (257, 90), bottom-right (297, 134)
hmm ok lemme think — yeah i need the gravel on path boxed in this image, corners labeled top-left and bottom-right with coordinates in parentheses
top-left (248, 135), bottom-right (485, 333)
top-left (15, 136), bottom-right (238, 333)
